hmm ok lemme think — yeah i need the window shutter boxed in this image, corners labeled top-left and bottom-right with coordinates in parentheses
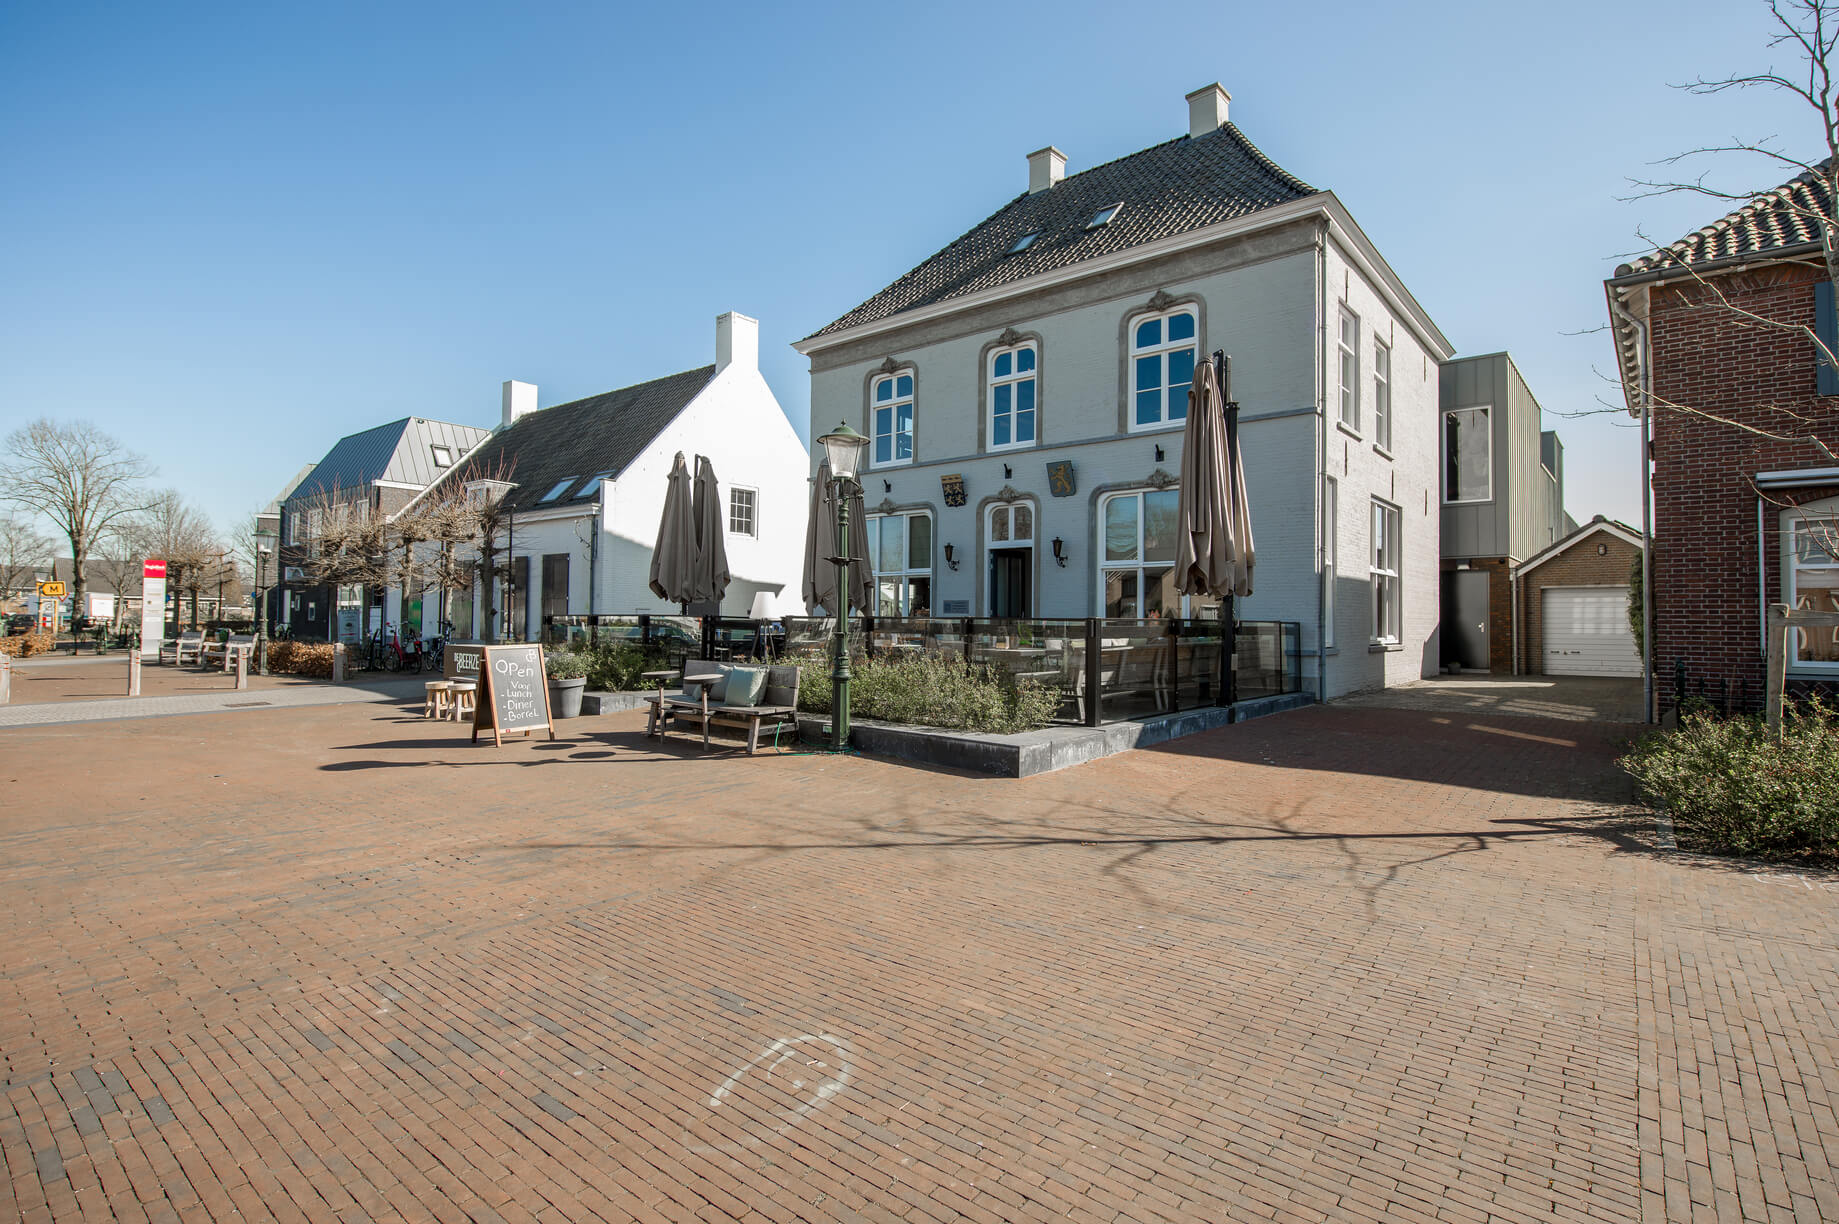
top-left (1817, 279), bottom-right (1838, 396)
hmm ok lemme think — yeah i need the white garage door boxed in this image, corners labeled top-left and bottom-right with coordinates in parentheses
top-left (1543, 586), bottom-right (1640, 677)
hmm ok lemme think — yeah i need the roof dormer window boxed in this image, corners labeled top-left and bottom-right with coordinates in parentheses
top-left (1086, 202), bottom-right (1122, 230)
top-left (1006, 231), bottom-right (1040, 256)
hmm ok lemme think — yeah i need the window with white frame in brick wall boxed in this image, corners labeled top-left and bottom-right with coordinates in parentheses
top-left (1370, 499), bottom-right (1401, 644)
top-left (1785, 496), bottom-right (1839, 668)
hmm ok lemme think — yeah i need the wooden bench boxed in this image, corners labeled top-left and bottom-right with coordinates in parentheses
top-left (643, 659), bottom-right (800, 755)
top-left (201, 633), bottom-right (256, 671)
top-left (159, 630), bottom-right (205, 667)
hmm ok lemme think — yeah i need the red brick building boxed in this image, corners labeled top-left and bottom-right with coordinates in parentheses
top-left (1606, 164), bottom-right (1839, 715)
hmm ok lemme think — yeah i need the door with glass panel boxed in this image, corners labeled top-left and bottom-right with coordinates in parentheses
top-left (1100, 489), bottom-right (1183, 616)
top-left (986, 502), bottom-right (1034, 617)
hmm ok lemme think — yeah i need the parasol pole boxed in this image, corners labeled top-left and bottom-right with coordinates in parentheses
top-left (1216, 349), bottom-right (1239, 716)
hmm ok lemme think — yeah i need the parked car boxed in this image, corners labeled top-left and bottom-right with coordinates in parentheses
top-left (4, 613), bottom-right (34, 635)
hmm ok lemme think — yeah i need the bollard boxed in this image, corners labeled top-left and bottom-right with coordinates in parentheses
top-left (332, 642), bottom-right (347, 683)
top-left (127, 650), bottom-right (141, 697)
top-left (234, 650), bottom-right (248, 691)
top-left (0, 651), bottom-right (9, 705)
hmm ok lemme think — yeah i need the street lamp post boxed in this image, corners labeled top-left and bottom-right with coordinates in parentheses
top-left (817, 421), bottom-right (870, 752)
top-left (254, 530), bottom-right (276, 675)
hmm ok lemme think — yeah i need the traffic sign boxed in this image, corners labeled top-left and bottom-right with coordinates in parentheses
top-left (37, 581), bottom-right (66, 597)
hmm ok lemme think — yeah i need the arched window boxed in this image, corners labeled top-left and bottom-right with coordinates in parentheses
top-left (987, 342), bottom-right (1037, 450)
top-left (870, 371), bottom-right (915, 467)
top-left (1128, 307), bottom-right (1197, 430)
top-left (1099, 488), bottom-right (1184, 616)
top-left (866, 510), bottom-right (932, 615)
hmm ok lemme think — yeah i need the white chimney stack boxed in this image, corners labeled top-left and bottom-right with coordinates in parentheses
top-left (716, 311), bottom-right (759, 373)
top-left (502, 379), bottom-right (538, 427)
top-left (1186, 83), bottom-right (1231, 139)
top-left (1027, 146), bottom-right (1066, 194)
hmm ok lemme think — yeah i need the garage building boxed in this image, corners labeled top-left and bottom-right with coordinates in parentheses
top-left (1512, 517), bottom-right (1645, 676)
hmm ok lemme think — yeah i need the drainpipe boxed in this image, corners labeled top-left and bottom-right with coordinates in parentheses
top-left (1638, 322), bottom-right (1654, 722)
top-left (1510, 566), bottom-right (1521, 676)
top-left (1757, 494), bottom-right (1766, 660)
top-left (589, 493), bottom-right (601, 619)
top-left (1315, 225), bottom-right (1329, 704)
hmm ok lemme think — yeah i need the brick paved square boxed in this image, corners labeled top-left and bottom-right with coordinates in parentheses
top-left (2, 697), bottom-right (1836, 1222)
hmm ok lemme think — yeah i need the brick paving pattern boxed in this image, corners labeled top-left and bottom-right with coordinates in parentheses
top-left (1, 699), bottom-right (1834, 1222)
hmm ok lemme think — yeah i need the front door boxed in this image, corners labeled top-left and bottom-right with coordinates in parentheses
top-left (1444, 570), bottom-right (1491, 670)
top-left (989, 549), bottom-right (1030, 617)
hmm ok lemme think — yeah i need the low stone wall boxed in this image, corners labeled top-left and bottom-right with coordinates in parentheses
top-left (580, 690), bottom-right (653, 716)
top-left (795, 692), bottom-right (1311, 778)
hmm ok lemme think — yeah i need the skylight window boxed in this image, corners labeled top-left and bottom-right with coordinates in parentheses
top-left (430, 445), bottom-right (453, 468)
top-left (1086, 202), bottom-right (1123, 230)
top-left (539, 478), bottom-right (577, 503)
top-left (1006, 231), bottom-right (1040, 256)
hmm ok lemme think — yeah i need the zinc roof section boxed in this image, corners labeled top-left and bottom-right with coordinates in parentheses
top-left (808, 123), bottom-right (1317, 340)
top-left (1619, 159), bottom-right (1836, 276)
top-left (427, 365), bottom-right (716, 514)
top-left (383, 419), bottom-right (493, 488)
top-left (289, 418), bottom-right (490, 505)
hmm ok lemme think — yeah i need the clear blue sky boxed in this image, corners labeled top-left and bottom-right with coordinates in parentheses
top-left (0, 0), bottom-right (1819, 540)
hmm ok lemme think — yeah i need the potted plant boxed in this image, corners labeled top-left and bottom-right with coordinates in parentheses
top-left (546, 650), bottom-right (590, 718)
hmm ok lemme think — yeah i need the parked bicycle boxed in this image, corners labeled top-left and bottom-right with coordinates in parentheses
top-left (426, 620), bottom-right (454, 671)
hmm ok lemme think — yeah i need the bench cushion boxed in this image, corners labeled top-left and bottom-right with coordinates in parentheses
top-left (720, 665), bottom-right (769, 708)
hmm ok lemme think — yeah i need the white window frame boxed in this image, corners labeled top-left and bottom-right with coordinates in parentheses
top-left (1443, 405), bottom-right (1493, 504)
top-left (1370, 499), bottom-right (1401, 645)
top-left (1097, 488), bottom-right (1189, 617)
top-left (728, 486), bottom-right (758, 537)
top-left (1127, 306), bottom-right (1199, 433)
top-left (1372, 338), bottom-right (1391, 453)
top-left (1337, 308), bottom-right (1361, 432)
top-left (866, 510), bottom-right (933, 616)
top-left (869, 370), bottom-right (915, 469)
top-left (1323, 478), bottom-right (1337, 649)
top-left (1783, 499), bottom-right (1839, 670)
top-left (987, 341), bottom-right (1039, 452)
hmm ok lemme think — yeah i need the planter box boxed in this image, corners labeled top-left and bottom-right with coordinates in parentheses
top-left (795, 692), bottom-right (1311, 778)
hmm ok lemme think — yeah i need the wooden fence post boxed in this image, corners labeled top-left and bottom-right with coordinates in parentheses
top-left (1766, 604), bottom-right (1789, 735)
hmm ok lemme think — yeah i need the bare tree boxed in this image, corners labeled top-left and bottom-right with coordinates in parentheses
top-left (1, 512), bottom-right (53, 606)
top-left (1616, 0), bottom-right (1839, 559)
top-left (128, 490), bottom-right (221, 629)
top-left (0, 419), bottom-right (153, 614)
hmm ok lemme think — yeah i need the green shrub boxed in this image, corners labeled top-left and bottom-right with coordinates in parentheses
top-left (791, 650), bottom-right (1060, 735)
top-left (545, 650), bottom-right (590, 680)
top-left (576, 641), bottom-right (673, 691)
top-left (1621, 697), bottom-right (1839, 863)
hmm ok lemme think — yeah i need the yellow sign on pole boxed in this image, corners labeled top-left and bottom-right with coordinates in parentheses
top-left (37, 581), bottom-right (66, 597)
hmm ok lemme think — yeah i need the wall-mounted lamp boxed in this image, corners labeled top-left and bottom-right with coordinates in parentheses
top-left (1154, 444), bottom-right (1165, 463)
top-left (1052, 537), bottom-right (1067, 568)
top-left (944, 543), bottom-right (960, 571)
top-left (1003, 463), bottom-right (1012, 479)
top-left (883, 479), bottom-right (892, 493)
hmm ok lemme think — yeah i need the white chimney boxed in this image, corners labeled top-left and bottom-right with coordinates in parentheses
top-left (1186, 83), bottom-right (1231, 139)
top-left (502, 379), bottom-right (538, 427)
top-left (716, 311), bottom-right (759, 373)
top-left (1027, 146), bottom-right (1066, 194)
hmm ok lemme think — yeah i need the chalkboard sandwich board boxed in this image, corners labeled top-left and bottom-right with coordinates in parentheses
top-left (473, 644), bottom-right (556, 745)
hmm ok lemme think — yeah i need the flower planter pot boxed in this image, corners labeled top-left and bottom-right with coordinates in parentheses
top-left (549, 676), bottom-right (587, 718)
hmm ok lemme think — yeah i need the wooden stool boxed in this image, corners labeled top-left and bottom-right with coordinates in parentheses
top-left (424, 680), bottom-right (453, 719)
top-left (448, 681), bottom-right (477, 723)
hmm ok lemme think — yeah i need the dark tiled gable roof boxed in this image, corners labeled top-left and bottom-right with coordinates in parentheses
top-left (1620, 160), bottom-right (1835, 275)
top-left (441, 365), bottom-right (716, 513)
top-left (808, 123), bottom-right (1317, 340)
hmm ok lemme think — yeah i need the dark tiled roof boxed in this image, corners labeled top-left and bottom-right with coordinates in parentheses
top-left (435, 365), bottom-right (716, 513)
top-left (289, 418), bottom-right (489, 505)
top-left (807, 123), bottom-right (1317, 340)
top-left (1620, 160), bottom-right (1835, 275)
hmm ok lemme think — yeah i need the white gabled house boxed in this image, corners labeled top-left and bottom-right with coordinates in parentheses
top-left (420, 312), bottom-right (808, 640)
